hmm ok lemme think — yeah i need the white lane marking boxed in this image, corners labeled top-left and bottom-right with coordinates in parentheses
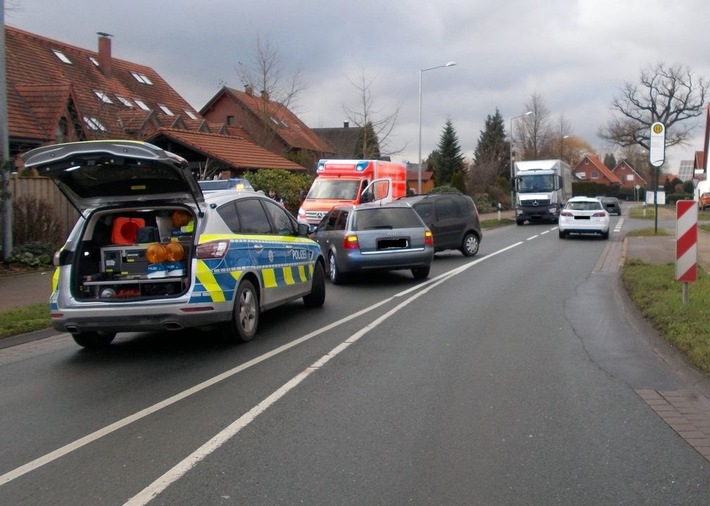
top-left (527, 235), bottom-right (539, 240)
top-left (0, 300), bottom-right (393, 487)
top-left (124, 242), bottom-right (523, 505)
top-left (0, 242), bottom-right (523, 492)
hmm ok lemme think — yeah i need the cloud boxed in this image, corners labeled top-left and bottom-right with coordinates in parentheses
top-left (7, 0), bottom-right (709, 169)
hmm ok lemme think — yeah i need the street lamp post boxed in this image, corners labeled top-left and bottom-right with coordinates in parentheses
top-left (509, 111), bottom-right (532, 208)
top-left (417, 61), bottom-right (456, 194)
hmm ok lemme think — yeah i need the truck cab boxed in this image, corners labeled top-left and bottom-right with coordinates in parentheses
top-left (513, 159), bottom-right (572, 225)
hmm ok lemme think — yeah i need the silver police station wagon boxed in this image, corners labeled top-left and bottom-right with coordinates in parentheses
top-left (21, 141), bottom-right (326, 348)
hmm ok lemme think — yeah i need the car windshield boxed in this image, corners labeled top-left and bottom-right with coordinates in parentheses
top-left (352, 208), bottom-right (423, 231)
top-left (567, 201), bottom-right (602, 211)
top-left (517, 174), bottom-right (556, 193)
top-left (307, 179), bottom-right (360, 200)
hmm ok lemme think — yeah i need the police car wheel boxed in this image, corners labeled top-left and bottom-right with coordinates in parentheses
top-left (72, 331), bottom-right (116, 348)
top-left (222, 279), bottom-right (259, 342)
top-left (303, 261), bottom-right (326, 308)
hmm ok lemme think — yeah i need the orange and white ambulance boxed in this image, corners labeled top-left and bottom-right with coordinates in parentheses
top-left (298, 159), bottom-right (408, 225)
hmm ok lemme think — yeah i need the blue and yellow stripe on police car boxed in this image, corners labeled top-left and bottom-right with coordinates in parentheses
top-left (189, 259), bottom-right (315, 304)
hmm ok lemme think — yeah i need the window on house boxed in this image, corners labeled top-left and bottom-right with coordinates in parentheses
top-left (89, 56), bottom-right (99, 67)
top-left (158, 104), bottom-right (174, 116)
top-left (226, 115), bottom-right (235, 125)
top-left (115, 95), bottom-right (133, 108)
top-left (184, 109), bottom-right (198, 120)
top-left (591, 171), bottom-right (599, 179)
top-left (131, 71), bottom-right (153, 85)
top-left (134, 98), bottom-right (150, 111)
top-left (93, 90), bottom-right (113, 104)
top-left (270, 116), bottom-right (288, 128)
top-left (52, 50), bottom-right (72, 64)
top-left (83, 116), bottom-right (107, 132)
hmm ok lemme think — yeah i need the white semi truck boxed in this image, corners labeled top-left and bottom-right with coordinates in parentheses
top-left (513, 159), bottom-right (573, 225)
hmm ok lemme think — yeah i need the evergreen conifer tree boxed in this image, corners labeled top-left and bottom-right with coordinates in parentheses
top-left (432, 119), bottom-right (464, 186)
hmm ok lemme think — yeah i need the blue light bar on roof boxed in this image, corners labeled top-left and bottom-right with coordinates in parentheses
top-left (355, 161), bottom-right (368, 172)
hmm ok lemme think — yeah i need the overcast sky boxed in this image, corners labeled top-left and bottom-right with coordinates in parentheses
top-left (7, 0), bottom-right (710, 171)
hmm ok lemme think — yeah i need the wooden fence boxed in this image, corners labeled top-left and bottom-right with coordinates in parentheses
top-left (1, 176), bottom-right (79, 247)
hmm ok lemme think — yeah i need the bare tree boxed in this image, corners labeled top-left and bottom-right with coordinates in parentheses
top-left (342, 69), bottom-right (404, 158)
top-left (599, 61), bottom-right (708, 151)
top-left (516, 93), bottom-right (553, 160)
top-left (235, 36), bottom-right (306, 150)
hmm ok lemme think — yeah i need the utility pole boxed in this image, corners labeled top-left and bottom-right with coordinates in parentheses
top-left (0, 0), bottom-right (12, 261)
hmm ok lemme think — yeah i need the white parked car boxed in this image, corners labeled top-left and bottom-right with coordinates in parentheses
top-left (558, 196), bottom-right (610, 239)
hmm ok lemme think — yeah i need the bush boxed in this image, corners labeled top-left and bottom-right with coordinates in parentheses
top-left (10, 241), bottom-right (56, 266)
top-left (12, 196), bottom-right (63, 246)
top-left (666, 193), bottom-right (694, 204)
top-left (242, 169), bottom-right (314, 215)
top-left (427, 186), bottom-right (462, 195)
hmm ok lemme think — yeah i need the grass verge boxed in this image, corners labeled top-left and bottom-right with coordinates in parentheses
top-left (0, 303), bottom-right (51, 339)
top-left (481, 217), bottom-right (516, 229)
top-left (622, 259), bottom-right (710, 374)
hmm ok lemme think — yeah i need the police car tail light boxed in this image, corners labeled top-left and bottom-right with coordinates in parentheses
top-left (343, 234), bottom-right (359, 250)
top-left (196, 241), bottom-right (229, 259)
top-left (424, 230), bottom-right (434, 246)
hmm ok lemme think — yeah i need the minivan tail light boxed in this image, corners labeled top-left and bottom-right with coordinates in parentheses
top-left (424, 230), bottom-right (434, 246)
top-left (196, 241), bottom-right (229, 259)
top-left (343, 235), bottom-right (359, 250)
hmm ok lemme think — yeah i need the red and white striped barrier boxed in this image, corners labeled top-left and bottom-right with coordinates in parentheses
top-left (676, 200), bottom-right (697, 283)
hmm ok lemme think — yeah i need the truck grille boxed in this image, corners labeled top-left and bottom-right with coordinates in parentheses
top-left (521, 199), bottom-right (551, 208)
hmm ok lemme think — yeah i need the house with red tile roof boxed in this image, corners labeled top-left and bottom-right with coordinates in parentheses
top-left (612, 160), bottom-right (646, 191)
top-left (5, 25), bottom-right (303, 174)
top-left (147, 128), bottom-right (305, 174)
top-left (200, 86), bottom-right (335, 171)
top-left (572, 154), bottom-right (623, 187)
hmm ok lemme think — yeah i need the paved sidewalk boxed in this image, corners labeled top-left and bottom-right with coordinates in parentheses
top-left (0, 269), bottom-right (53, 312)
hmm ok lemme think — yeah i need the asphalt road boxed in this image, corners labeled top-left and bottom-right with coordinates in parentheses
top-left (1, 216), bottom-right (710, 505)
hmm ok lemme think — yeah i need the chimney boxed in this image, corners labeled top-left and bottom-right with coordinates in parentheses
top-left (260, 90), bottom-right (269, 101)
top-left (97, 32), bottom-right (113, 78)
top-left (343, 121), bottom-right (349, 128)
top-left (245, 85), bottom-right (253, 95)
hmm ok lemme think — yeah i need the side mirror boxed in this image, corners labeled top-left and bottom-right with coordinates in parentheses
top-left (297, 223), bottom-right (311, 236)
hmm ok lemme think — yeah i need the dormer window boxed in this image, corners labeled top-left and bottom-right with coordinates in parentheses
top-left (52, 50), bottom-right (72, 64)
top-left (184, 109), bottom-right (198, 120)
top-left (270, 116), bottom-right (288, 128)
top-left (89, 56), bottom-right (100, 67)
top-left (115, 95), bottom-right (133, 108)
top-left (131, 71), bottom-right (153, 85)
top-left (158, 104), bottom-right (174, 116)
top-left (83, 116), bottom-right (107, 132)
top-left (93, 90), bottom-right (113, 104)
top-left (133, 98), bottom-right (150, 111)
